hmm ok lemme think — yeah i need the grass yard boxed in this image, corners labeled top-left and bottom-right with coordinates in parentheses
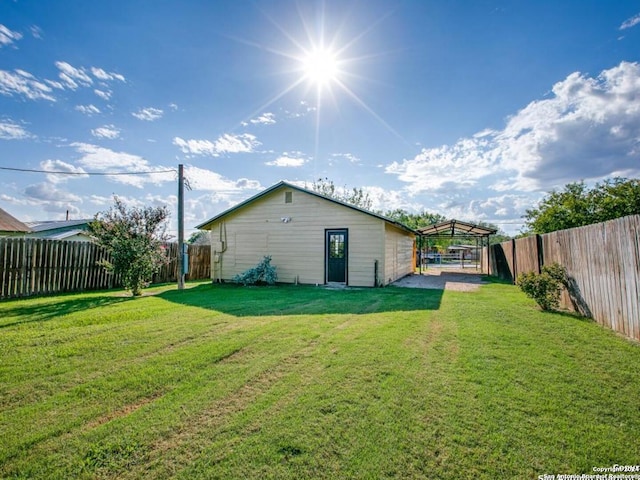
top-left (1, 280), bottom-right (639, 479)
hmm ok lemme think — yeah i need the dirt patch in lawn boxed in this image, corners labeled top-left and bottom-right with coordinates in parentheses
top-left (391, 269), bottom-right (487, 292)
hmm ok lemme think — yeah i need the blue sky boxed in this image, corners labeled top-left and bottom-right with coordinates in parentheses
top-left (1, 0), bottom-right (640, 237)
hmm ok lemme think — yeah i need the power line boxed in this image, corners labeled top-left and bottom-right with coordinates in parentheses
top-left (0, 166), bottom-right (176, 176)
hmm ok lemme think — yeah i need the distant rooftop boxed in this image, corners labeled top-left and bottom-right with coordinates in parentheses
top-left (25, 219), bottom-right (93, 233)
top-left (0, 208), bottom-right (31, 233)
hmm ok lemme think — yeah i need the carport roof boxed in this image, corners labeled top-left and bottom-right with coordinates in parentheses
top-left (418, 219), bottom-right (497, 237)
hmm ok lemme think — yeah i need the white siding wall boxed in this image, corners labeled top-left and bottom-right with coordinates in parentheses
top-left (383, 223), bottom-right (416, 285)
top-left (208, 187), bottom-right (388, 287)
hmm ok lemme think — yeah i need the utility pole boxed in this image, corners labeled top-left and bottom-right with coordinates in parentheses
top-left (177, 164), bottom-right (185, 290)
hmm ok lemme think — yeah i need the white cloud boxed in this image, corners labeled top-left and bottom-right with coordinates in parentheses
top-left (182, 165), bottom-right (261, 193)
top-left (496, 61), bottom-right (640, 189)
top-left (75, 104), bottom-right (100, 115)
top-left (40, 159), bottom-right (88, 184)
top-left (169, 103), bottom-right (178, 111)
top-left (70, 142), bottom-right (175, 187)
top-left (244, 112), bottom-right (276, 126)
top-left (91, 124), bottom-right (120, 139)
top-left (0, 69), bottom-right (55, 101)
top-left (94, 89), bottom-right (111, 100)
top-left (330, 152), bottom-right (361, 165)
top-left (55, 61), bottom-right (93, 89)
top-left (0, 62), bottom-right (122, 103)
top-left (90, 67), bottom-right (125, 82)
top-left (266, 153), bottom-right (306, 167)
top-left (132, 107), bottom-right (164, 121)
top-left (173, 133), bottom-right (260, 157)
top-left (24, 182), bottom-right (82, 203)
top-left (285, 100), bottom-right (317, 118)
top-left (620, 13), bottom-right (640, 30)
top-left (0, 120), bottom-right (32, 139)
top-left (386, 135), bottom-right (500, 193)
top-left (30, 25), bottom-right (43, 39)
top-left (364, 186), bottom-right (423, 213)
top-left (387, 61), bottom-right (640, 194)
top-left (0, 24), bottom-right (22, 47)
top-left (45, 79), bottom-right (64, 90)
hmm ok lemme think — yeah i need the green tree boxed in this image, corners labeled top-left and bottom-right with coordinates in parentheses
top-left (89, 197), bottom-right (170, 296)
top-left (524, 177), bottom-right (640, 234)
top-left (310, 177), bottom-right (374, 211)
top-left (384, 209), bottom-right (446, 230)
top-left (188, 231), bottom-right (208, 244)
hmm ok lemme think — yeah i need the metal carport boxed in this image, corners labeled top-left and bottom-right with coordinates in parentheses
top-left (417, 220), bottom-right (497, 274)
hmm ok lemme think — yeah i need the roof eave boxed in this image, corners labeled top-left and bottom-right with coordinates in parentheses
top-left (195, 181), bottom-right (417, 234)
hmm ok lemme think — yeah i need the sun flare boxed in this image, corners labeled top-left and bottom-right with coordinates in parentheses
top-left (302, 47), bottom-right (339, 86)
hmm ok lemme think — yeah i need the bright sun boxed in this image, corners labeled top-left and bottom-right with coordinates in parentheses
top-left (302, 47), bottom-right (339, 86)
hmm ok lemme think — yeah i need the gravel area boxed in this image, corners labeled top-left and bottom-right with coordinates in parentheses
top-left (391, 269), bottom-right (487, 291)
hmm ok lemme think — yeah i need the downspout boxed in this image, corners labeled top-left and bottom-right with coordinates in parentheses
top-left (213, 222), bottom-right (227, 283)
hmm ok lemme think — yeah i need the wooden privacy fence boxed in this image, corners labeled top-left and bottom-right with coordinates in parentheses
top-left (152, 243), bottom-right (211, 284)
top-left (0, 238), bottom-right (211, 300)
top-left (485, 215), bottom-right (640, 341)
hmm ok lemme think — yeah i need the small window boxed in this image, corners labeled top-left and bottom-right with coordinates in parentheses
top-left (285, 191), bottom-right (293, 203)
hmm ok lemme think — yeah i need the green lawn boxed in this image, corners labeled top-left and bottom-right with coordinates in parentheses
top-left (1, 280), bottom-right (639, 479)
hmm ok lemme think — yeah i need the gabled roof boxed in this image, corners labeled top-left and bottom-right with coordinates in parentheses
top-left (25, 219), bottom-right (92, 232)
top-left (0, 208), bottom-right (31, 233)
top-left (418, 219), bottom-right (497, 237)
top-left (46, 229), bottom-right (92, 240)
top-left (196, 181), bottom-right (417, 234)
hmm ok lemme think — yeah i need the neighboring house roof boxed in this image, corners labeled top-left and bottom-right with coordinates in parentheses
top-left (25, 219), bottom-right (93, 233)
top-left (196, 181), bottom-right (417, 234)
top-left (46, 229), bottom-right (93, 241)
top-left (0, 208), bottom-right (31, 233)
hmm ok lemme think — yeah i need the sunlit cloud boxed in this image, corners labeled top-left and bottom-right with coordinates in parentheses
top-left (330, 152), bottom-right (360, 165)
top-left (387, 61), bottom-right (640, 194)
top-left (266, 152), bottom-right (307, 167)
top-left (0, 24), bottom-right (22, 48)
top-left (173, 133), bottom-right (260, 157)
top-left (40, 159), bottom-right (88, 184)
top-left (55, 61), bottom-right (93, 89)
top-left (75, 104), bottom-right (100, 115)
top-left (620, 12), bottom-right (640, 30)
top-left (24, 182), bottom-right (82, 203)
top-left (0, 69), bottom-right (55, 101)
top-left (0, 120), bottom-right (32, 139)
top-left (132, 107), bottom-right (163, 121)
top-left (364, 185), bottom-right (423, 213)
top-left (70, 142), bottom-right (175, 187)
top-left (182, 165), bottom-right (261, 193)
top-left (94, 89), bottom-right (111, 100)
top-left (242, 112), bottom-right (276, 126)
top-left (91, 124), bottom-right (120, 139)
top-left (90, 67), bottom-right (125, 82)
top-left (29, 25), bottom-right (43, 39)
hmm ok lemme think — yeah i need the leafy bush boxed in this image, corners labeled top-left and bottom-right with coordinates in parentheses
top-left (89, 197), bottom-right (169, 296)
top-left (233, 256), bottom-right (278, 286)
top-left (516, 263), bottom-right (567, 311)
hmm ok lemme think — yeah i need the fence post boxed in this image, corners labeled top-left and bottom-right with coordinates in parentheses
top-left (536, 234), bottom-right (544, 274)
top-left (511, 238), bottom-right (517, 284)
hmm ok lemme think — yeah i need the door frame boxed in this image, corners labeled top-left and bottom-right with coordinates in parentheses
top-left (325, 228), bottom-right (349, 284)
